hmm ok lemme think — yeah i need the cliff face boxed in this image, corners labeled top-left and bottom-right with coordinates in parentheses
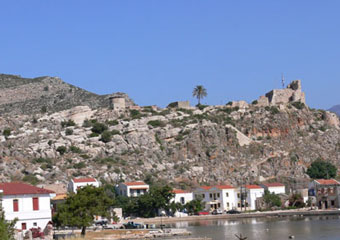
top-left (0, 75), bottom-right (339, 189)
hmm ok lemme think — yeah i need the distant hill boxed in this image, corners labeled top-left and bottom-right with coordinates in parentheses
top-left (329, 105), bottom-right (340, 117)
top-left (0, 74), bottom-right (134, 115)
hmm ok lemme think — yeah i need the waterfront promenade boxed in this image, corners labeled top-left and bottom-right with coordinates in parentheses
top-left (122, 209), bottom-right (340, 224)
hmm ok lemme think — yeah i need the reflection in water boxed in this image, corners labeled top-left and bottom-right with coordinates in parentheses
top-left (167, 215), bottom-right (340, 240)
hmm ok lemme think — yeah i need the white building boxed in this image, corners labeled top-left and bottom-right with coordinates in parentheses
top-left (260, 183), bottom-right (286, 194)
top-left (244, 185), bottom-right (265, 210)
top-left (193, 185), bottom-right (236, 212)
top-left (68, 178), bottom-right (100, 193)
top-left (0, 182), bottom-right (55, 231)
top-left (117, 181), bottom-right (149, 197)
top-left (172, 189), bottom-right (193, 205)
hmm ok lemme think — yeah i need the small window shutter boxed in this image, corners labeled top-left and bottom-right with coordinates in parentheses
top-left (13, 199), bottom-right (19, 212)
top-left (33, 197), bottom-right (39, 211)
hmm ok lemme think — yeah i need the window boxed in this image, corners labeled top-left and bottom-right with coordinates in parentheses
top-left (180, 197), bottom-right (185, 204)
top-left (210, 193), bottom-right (213, 199)
top-left (137, 189), bottom-right (140, 194)
top-left (237, 193), bottom-right (240, 198)
top-left (33, 197), bottom-right (39, 211)
top-left (13, 199), bottom-right (19, 212)
top-left (202, 194), bottom-right (205, 198)
top-left (218, 203), bottom-right (221, 208)
top-left (217, 193), bottom-right (220, 198)
top-left (227, 202), bottom-right (230, 207)
top-left (226, 192), bottom-right (229, 197)
top-left (33, 222), bottom-right (37, 227)
top-left (21, 223), bottom-right (26, 230)
top-left (238, 203), bottom-right (240, 207)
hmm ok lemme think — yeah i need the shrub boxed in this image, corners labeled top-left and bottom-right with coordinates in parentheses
top-left (111, 130), bottom-right (120, 135)
top-left (56, 146), bottom-right (67, 155)
top-left (3, 128), bottom-right (11, 137)
top-left (130, 109), bottom-right (145, 119)
top-left (69, 145), bottom-right (82, 153)
top-left (65, 128), bottom-right (73, 135)
top-left (22, 174), bottom-right (40, 185)
top-left (43, 86), bottom-right (49, 91)
top-left (89, 132), bottom-right (99, 138)
top-left (291, 101), bottom-right (305, 110)
top-left (147, 120), bottom-right (166, 128)
top-left (106, 120), bottom-right (119, 126)
top-left (100, 130), bottom-right (112, 143)
top-left (41, 106), bottom-right (47, 113)
top-left (252, 100), bottom-right (258, 105)
top-left (73, 162), bottom-right (86, 169)
top-left (91, 122), bottom-right (108, 134)
top-left (61, 119), bottom-right (76, 128)
top-left (32, 157), bottom-right (52, 164)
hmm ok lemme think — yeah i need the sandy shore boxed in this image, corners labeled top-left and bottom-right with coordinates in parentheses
top-left (121, 209), bottom-right (340, 224)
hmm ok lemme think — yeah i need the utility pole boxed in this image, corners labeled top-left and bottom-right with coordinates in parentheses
top-left (281, 73), bottom-right (285, 88)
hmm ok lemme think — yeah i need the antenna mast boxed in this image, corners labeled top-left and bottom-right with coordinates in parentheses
top-left (281, 73), bottom-right (285, 88)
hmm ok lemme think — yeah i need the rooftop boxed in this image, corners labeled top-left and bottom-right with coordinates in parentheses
top-left (173, 189), bottom-right (191, 194)
top-left (262, 183), bottom-right (285, 187)
top-left (73, 178), bottom-right (97, 183)
top-left (0, 182), bottom-right (55, 196)
top-left (246, 185), bottom-right (263, 189)
top-left (124, 181), bottom-right (148, 186)
top-left (315, 179), bottom-right (340, 185)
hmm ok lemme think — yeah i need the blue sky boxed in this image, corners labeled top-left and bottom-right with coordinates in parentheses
top-left (1, 1), bottom-right (339, 109)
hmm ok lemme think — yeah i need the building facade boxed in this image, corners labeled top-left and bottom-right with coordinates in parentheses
top-left (260, 183), bottom-right (286, 194)
top-left (68, 178), bottom-right (100, 193)
top-left (117, 181), bottom-right (149, 197)
top-left (193, 185), bottom-right (236, 212)
top-left (172, 189), bottom-right (193, 205)
top-left (0, 182), bottom-right (55, 230)
top-left (309, 179), bottom-right (340, 209)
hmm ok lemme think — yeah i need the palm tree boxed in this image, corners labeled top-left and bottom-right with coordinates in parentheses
top-left (192, 85), bottom-right (207, 105)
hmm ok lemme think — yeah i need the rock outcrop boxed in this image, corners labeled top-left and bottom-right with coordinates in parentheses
top-left (0, 76), bottom-right (338, 189)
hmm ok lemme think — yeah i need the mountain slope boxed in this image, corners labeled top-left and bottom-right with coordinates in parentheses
top-left (0, 74), bottom-right (134, 115)
top-left (329, 105), bottom-right (340, 117)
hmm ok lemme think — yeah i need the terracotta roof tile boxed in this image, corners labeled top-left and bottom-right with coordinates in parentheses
top-left (315, 179), bottom-right (340, 185)
top-left (173, 189), bottom-right (191, 194)
top-left (0, 182), bottom-right (55, 195)
top-left (73, 178), bottom-right (97, 183)
top-left (215, 185), bottom-right (234, 190)
top-left (246, 185), bottom-right (263, 189)
top-left (124, 181), bottom-right (147, 186)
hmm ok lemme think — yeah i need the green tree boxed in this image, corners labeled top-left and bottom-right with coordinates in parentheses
top-left (306, 160), bottom-right (337, 179)
top-left (2, 129), bottom-right (11, 138)
top-left (185, 198), bottom-right (204, 215)
top-left (263, 190), bottom-right (282, 208)
top-left (53, 186), bottom-right (115, 236)
top-left (192, 85), bottom-right (207, 105)
top-left (0, 199), bottom-right (17, 240)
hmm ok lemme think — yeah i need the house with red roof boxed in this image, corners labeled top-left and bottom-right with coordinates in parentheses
top-left (260, 182), bottom-right (286, 195)
top-left (0, 182), bottom-right (55, 231)
top-left (171, 189), bottom-right (193, 205)
top-left (309, 179), bottom-right (340, 209)
top-left (193, 185), bottom-right (236, 212)
top-left (117, 181), bottom-right (149, 197)
top-left (68, 177), bottom-right (100, 193)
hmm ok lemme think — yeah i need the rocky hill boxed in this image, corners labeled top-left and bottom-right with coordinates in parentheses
top-left (0, 76), bottom-right (339, 190)
top-left (329, 105), bottom-right (340, 117)
top-left (0, 74), bottom-right (134, 115)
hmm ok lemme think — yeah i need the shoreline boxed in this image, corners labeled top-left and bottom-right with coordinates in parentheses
top-left (122, 209), bottom-right (340, 224)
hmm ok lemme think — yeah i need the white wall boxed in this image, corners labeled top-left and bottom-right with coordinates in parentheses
top-left (3, 194), bottom-right (52, 230)
top-left (69, 180), bottom-right (100, 193)
top-left (267, 186), bottom-right (285, 195)
top-left (117, 184), bottom-right (149, 197)
top-left (247, 189), bottom-right (264, 210)
top-left (173, 193), bottom-right (193, 205)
